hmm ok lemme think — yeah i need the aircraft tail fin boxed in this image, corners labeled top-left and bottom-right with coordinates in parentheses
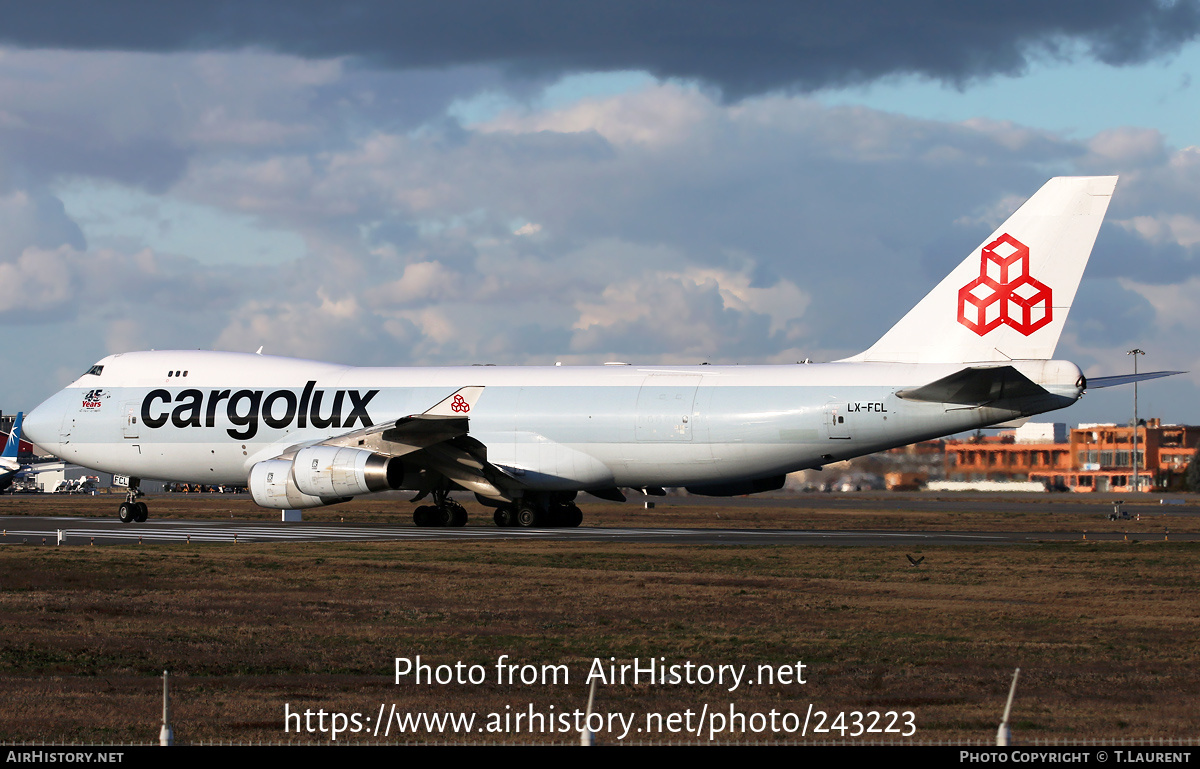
top-left (844, 176), bottom-right (1117, 364)
top-left (2, 413), bottom-right (23, 459)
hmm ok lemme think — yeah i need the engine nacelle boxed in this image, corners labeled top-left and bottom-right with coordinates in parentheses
top-left (685, 474), bottom-right (787, 497)
top-left (292, 446), bottom-right (406, 498)
top-left (249, 459), bottom-right (346, 509)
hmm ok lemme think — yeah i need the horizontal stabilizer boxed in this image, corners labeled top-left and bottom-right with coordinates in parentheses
top-left (1085, 371), bottom-right (1185, 389)
top-left (896, 366), bottom-right (1047, 405)
top-left (991, 417), bottom-right (1031, 428)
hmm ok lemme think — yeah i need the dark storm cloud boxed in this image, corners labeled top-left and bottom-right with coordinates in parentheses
top-left (1, 1), bottom-right (1198, 97)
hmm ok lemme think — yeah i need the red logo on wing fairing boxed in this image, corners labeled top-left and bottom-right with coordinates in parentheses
top-left (450, 394), bottom-right (470, 413)
top-left (957, 233), bottom-right (1052, 336)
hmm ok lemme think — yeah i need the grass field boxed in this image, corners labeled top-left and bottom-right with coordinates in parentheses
top-left (1, 494), bottom-right (1198, 744)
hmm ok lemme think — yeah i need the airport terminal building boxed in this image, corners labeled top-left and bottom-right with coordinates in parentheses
top-left (944, 420), bottom-right (1200, 492)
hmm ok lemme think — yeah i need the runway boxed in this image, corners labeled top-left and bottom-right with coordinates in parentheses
top-left (639, 491), bottom-right (1200, 516)
top-left (1, 515), bottom-right (1190, 546)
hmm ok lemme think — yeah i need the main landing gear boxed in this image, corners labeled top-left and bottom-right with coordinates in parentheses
top-left (410, 490), bottom-right (585, 529)
top-left (492, 498), bottom-right (583, 528)
top-left (117, 477), bottom-right (148, 523)
top-left (412, 488), bottom-right (468, 527)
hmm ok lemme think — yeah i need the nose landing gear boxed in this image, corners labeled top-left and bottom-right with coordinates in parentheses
top-left (117, 477), bottom-right (148, 523)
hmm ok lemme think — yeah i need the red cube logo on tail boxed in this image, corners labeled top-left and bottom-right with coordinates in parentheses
top-left (957, 234), bottom-right (1051, 336)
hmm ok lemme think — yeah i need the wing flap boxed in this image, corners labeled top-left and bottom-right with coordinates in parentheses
top-left (416, 438), bottom-right (509, 499)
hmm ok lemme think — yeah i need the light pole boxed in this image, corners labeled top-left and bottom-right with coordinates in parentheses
top-left (1128, 348), bottom-right (1145, 492)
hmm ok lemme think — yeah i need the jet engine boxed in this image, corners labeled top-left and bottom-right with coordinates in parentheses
top-left (250, 448), bottom-right (417, 509)
top-left (248, 459), bottom-right (344, 509)
top-left (292, 446), bottom-right (408, 498)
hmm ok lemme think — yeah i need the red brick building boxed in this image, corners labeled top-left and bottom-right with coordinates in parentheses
top-left (944, 419), bottom-right (1200, 492)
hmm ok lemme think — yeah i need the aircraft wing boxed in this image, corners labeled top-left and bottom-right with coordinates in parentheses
top-left (274, 386), bottom-right (484, 459)
top-left (274, 385), bottom-right (515, 500)
top-left (21, 461), bottom-right (68, 474)
top-left (314, 386), bottom-right (485, 457)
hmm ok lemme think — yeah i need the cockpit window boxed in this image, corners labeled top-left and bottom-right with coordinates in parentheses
top-left (85, 365), bottom-right (104, 376)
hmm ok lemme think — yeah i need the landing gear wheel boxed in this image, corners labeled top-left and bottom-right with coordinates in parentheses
top-left (413, 505), bottom-right (436, 527)
top-left (416, 500), bottom-right (469, 527)
top-left (494, 505), bottom-right (515, 527)
top-left (119, 477), bottom-right (144, 523)
top-left (516, 501), bottom-right (541, 528)
top-left (565, 504), bottom-right (583, 527)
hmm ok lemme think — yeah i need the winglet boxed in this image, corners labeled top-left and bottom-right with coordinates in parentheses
top-left (423, 387), bottom-right (485, 417)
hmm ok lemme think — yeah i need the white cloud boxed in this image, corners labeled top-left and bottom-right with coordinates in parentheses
top-left (574, 267), bottom-right (808, 338)
top-left (367, 261), bottom-right (463, 306)
top-left (1086, 127), bottom-right (1167, 168)
top-left (1118, 276), bottom-right (1200, 334)
top-left (477, 84), bottom-right (712, 147)
top-left (0, 246), bottom-right (77, 314)
top-left (1117, 214), bottom-right (1200, 248)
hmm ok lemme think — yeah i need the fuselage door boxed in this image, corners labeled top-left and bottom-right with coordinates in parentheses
top-left (635, 374), bottom-right (701, 441)
top-left (122, 402), bottom-right (140, 439)
top-left (824, 403), bottom-right (852, 440)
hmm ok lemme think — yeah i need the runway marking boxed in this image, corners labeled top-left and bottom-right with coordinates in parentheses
top-left (1, 519), bottom-right (1026, 546)
top-left (3, 517), bottom-right (1184, 546)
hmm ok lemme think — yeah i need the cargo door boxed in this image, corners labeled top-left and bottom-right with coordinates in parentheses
top-left (635, 374), bottom-right (701, 442)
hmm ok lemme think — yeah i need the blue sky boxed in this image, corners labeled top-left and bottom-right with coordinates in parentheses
top-left (1, 2), bottom-right (1199, 427)
top-left (820, 46), bottom-right (1200, 149)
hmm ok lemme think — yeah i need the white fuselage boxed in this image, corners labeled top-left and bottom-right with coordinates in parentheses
top-left (22, 350), bottom-right (1084, 494)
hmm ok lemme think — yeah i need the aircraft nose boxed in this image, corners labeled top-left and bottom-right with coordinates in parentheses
top-left (22, 398), bottom-right (62, 453)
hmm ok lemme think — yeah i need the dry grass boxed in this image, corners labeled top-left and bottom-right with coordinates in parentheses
top-left (1, 494), bottom-right (1199, 744)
